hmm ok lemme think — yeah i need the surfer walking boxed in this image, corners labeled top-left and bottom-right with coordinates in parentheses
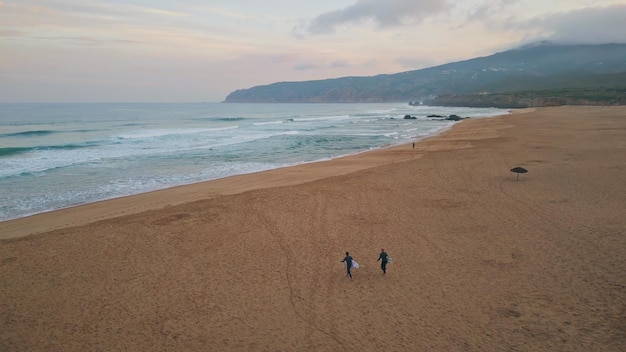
top-left (341, 252), bottom-right (354, 279)
top-left (377, 248), bottom-right (389, 274)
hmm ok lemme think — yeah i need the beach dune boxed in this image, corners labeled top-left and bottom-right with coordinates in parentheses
top-left (1, 106), bottom-right (625, 351)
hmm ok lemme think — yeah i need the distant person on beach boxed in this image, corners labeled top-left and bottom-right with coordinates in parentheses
top-left (341, 252), bottom-right (354, 279)
top-left (412, 142), bottom-right (415, 149)
top-left (377, 248), bottom-right (389, 274)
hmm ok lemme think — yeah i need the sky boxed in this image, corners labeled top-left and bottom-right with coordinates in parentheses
top-left (1, 0), bottom-right (626, 103)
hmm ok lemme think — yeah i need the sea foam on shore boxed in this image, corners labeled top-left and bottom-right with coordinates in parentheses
top-left (0, 103), bottom-right (506, 221)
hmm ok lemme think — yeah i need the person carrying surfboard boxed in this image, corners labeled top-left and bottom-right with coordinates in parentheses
top-left (341, 252), bottom-right (354, 279)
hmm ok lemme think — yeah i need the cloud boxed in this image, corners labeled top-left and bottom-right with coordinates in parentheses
top-left (293, 62), bottom-right (321, 70)
top-left (466, 0), bottom-right (516, 23)
top-left (330, 60), bottom-right (350, 68)
top-left (32, 35), bottom-right (103, 46)
top-left (0, 28), bottom-right (23, 37)
top-left (295, 0), bottom-right (452, 35)
top-left (293, 59), bottom-right (353, 71)
top-left (474, 3), bottom-right (626, 47)
top-left (525, 4), bottom-right (626, 45)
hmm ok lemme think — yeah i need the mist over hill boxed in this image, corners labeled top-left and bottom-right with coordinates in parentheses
top-left (224, 43), bottom-right (626, 107)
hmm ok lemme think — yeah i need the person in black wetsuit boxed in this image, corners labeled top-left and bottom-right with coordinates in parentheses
top-left (341, 252), bottom-right (353, 279)
top-left (377, 248), bottom-right (389, 274)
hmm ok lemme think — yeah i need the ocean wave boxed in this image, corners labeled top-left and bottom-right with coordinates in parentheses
top-left (0, 147), bottom-right (32, 157)
top-left (252, 120), bottom-right (284, 126)
top-left (0, 143), bottom-right (95, 158)
top-left (0, 130), bottom-right (56, 138)
top-left (289, 114), bottom-right (352, 122)
top-left (115, 126), bottom-right (239, 140)
top-left (0, 142), bottom-right (111, 178)
top-left (188, 116), bottom-right (248, 123)
top-left (217, 117), bottom-right (246, 121)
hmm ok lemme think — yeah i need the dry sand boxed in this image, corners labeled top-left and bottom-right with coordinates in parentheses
top-left (1, 106), bottom-right (625, 351)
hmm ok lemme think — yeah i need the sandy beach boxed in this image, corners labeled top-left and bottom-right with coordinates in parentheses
top-left (1, 106), bottom-right (625, 351)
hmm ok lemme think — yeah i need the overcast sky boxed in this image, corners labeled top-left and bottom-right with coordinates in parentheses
top-left (1, 0), bottom-right (625, 102)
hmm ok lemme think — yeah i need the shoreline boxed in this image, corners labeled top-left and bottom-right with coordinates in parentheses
top-left (1, 103), bottom-right (508, 227)
top-left (0, 110), bottom-right (515, 240)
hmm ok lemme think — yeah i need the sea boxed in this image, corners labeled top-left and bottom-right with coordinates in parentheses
top-left (0, 103), bottom-right (508, 221)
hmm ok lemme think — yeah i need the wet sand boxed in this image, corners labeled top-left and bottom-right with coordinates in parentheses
top-left (1, 106), bottom-right (625, 351)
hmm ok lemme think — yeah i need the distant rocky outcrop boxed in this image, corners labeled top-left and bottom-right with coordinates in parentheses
top-left (446, 115), bottom-right (464, 121)
top-left (405, 113), bottom-right (468, 121)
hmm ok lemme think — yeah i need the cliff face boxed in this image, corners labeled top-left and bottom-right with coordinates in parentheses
top-left (224, 43), bottom-right (626, 104)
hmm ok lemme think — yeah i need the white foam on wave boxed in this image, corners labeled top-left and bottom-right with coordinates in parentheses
top-left (383, 132), bottom-right (399, 138)
top-left (290, 114), bottom-right (352, 122)
top-left (3, 126), bottom-right (302, 178)
top-left (116, 126), bottom-right (239, 139)
top-left (279, 130), bottom-right (299, 135)
top-left (252, 120), bottom-right (284, 126)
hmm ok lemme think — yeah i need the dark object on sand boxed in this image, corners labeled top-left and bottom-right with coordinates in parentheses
top-left (510, 167), bottom-right (528, 181)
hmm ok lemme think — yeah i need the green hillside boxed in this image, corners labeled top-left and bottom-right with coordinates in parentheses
top-left (224, 43), bottom-right (626, 106)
